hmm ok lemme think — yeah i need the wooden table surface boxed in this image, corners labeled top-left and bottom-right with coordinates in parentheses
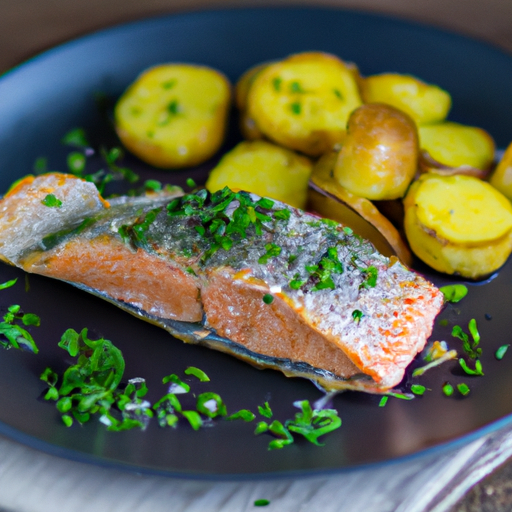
top-left (1, 1), bottom-right (512, 511)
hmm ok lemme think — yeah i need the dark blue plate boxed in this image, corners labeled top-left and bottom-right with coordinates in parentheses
top-left (0, 7), bottom-right (511, 478)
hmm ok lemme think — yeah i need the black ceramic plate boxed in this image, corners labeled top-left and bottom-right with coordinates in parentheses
top-left (1, 7), bottom-right (512, 479)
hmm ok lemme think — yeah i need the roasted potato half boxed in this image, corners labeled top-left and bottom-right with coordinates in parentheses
top-left (206, 140), bottom-right (313, 209)
top-left (361, 73), bottom-right (451, 125)
top-left (333, 103), bottom-right (419, 200)
top-left (243, 52), bottom-right (362, 156)
top-left (490, 141), bottom-right (512, 201)
top-left (418, 122), bottom-right (495, 172)
top-left (115, 64), bottom-right (231, 168)
top-left (403, 173), bottom-right (512, 278)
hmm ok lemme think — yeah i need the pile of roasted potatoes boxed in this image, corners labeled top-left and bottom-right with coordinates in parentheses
top-left (114, 52), bottom-right (512, 279)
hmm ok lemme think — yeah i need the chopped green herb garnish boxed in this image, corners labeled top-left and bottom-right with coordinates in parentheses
top-left (360, 265), bottom-right (378, 289)
top-left (254, 499), bottom-right (270, 507)
top-left (495, 345), bottom-right (510, 360)
top-left (258, 243), bottom-right (282, 264)
top-left (457, 383), bottom-right (471, 396)
top-left (255, 401), bottom-right (341, 450)
top-left (452, 320), bottom-right (481, 359)
top-left (342, 226), bottom-right (353, 235)
top-left (61, 127), bottom-right (89, 148)
top-left (40, 329), bottom-right (154, 431)
top-left (167, 100), bottom-right (180, 115)
top-left (272, 77), bottom-right (282, 91)
top-left (267, 420), bottom-right (294, 450)
top-left (263, 294), bottom-right (274, 305)
top-left (285, 400), bottom-right (341, 446)
top-left (442, 382), bottom-right (455, 397)
top-left (0, 279), bottom-right (17, 290)
top-left (258, 401), bottom-right (273, 419)
top-left (186, 178), bottom-right (197, 189)
top-left (290, 102), bottom-right (301, 115)
top-left (0, 296), bottom-right (40, 353)
top-left (411, 384), bottom-right (426, 396)
top-left (226, 409), bottom-right (255, 422)
top-left (184, 366), bottom-right (210, 382)
top-left (459, 358), bottom-right (484, 376)
top-left (289, 81), bottom-right (305, 93)
top-left (182, 410), bottom-right (203, 431)
top-left (333, 88), bottom-right (344, 100)
top-left (162, 79), bottom-right (177, 89)
top-left (67, 152), bottom-right (86, 174)
top-left (289, 277), bottom-right (306, 290)
top-left (41, 194), bottom-right (62, 208)
top-left (196, 392), bottom-right (227, 418)
top-left (166, 187), bottom-right (290, 262)
top-left (378, 396), bottom-right (388, 407)
top-left (385, 392), bottom-right (414, 400)
top-left (352, 309), bottom-right (363, 323)
top-left (143, 179), bottom-right (162, 192)
top-left (162, 373), bottom-right (191, 394)
top-left (439, 284), bottom-right (468, 303)
top-left (254, 421), bottom-right (269, 435)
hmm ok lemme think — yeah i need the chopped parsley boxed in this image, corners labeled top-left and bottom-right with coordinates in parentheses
top-left (457, 383), bottom-right (471, 396)
top-left (258, 243), bottom-right (282, 264)
top-left (41, 194), bottom-right (62, 208)
top-left (258, 401), bottom-right (273, 419)
top-left (442, 382), bottom-right (455, 397)
top-left (360, 265), bottom-right (378, 289)
top-left (166, 187), bottom-right (290, 262)
top-left (289, 81), bottom-right (305, 93)
top-left (452, 319), bottom-right (483, 375)
top-left (263, 294), bottom-right (274, 305)
top-left (255, 400), bottom-right (341, 450)
top-left (495, 345), bottom-right (510, 360)
top-left (290, 102), bottom-right (301, 115)
top-left (272, 77), bottom-right (282, 92)
top-left (184, 366), bottom-right (210, 382)
top-left (439, 284), bottom-right (468, 303)
top-left (411, 384), bottom-right (426, 396)
top-left (352, 309), bottom-right (363, 323)
top-left (254, 499), bottom-right (270, 507)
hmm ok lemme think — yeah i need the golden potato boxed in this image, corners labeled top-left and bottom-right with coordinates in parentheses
top-left (403, 173), bottom-right (512, 278)
top-left (418, 122), bottom-right (495, 171)
top-left (243, 52), bottom-right (362, 156)
top-left (361, 73), bottom-right (451, 125)
top-left (205, 140), bottom-right (312, 209)
top-left (235, 62), bottom-right (271, 140)
top-left (333, 103), bottom-right (419, 200)
top-left (490, 142), bottom-right (512, 201)
top-left (115, 64), bottom-right (231, 169)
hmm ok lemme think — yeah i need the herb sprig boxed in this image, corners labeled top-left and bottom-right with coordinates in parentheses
top-left (0, 279), bottom-right (39, 353)
top-left (166, 187), bottom-right (290, 262)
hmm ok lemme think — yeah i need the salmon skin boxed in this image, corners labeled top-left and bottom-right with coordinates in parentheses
top-left (0, 173), bottom-right (444, 393)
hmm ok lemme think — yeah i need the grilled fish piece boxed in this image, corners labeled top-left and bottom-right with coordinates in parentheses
top-left (0, 173), bottom-right (444, 392)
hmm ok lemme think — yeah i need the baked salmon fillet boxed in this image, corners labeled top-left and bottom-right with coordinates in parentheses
top-left (0, 173), bottom-right (444, 392)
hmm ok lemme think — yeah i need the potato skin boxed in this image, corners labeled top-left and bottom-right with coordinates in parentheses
top-left (115, 64), bottom-right (231, 169)
top-left (403, 174), bottom-right (512, 278)
top-left (490, 141), bottom-right (512, 201)
top-left (243, 52), bottom-right (362, 156)
top-left (333, 103), bottom-right (419, 200)
top-left (206, 140), bottom-right (312, 209)
top-left (361, 73), bottom-right (451, 125)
